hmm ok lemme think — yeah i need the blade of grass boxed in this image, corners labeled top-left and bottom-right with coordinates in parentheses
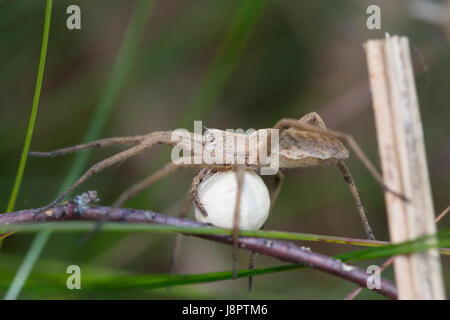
top-left (4, 0), bottom-right (157, 300)
top-left (95, 230), bottom-right (450, 290)
top-left (178, 0), bottom-right (269, 126)
top-left (0, 252), bottom-right (298, 293)
top-left (2, 3), bottom-right (53, 296)
top-left (344, 204), bottom-right (450, 300)
top-left (2, 220), bottom-right (449, 255)
top-left (336, 234), bottom-right (450, 262)
top-left (3, 0), bottom-right (52, 214)
top-left (2, 222), bottom-right (449, 293)
top-left (7, 227), bottom-right (450, 292)
top-left (0, 221), bottom-right (398, 247)
top-left (3, 230), bottom-right (51, 300)
top-left (148, 0), bottom-right (268, 223)
top-left (59, 0), bottom-right (155, 191)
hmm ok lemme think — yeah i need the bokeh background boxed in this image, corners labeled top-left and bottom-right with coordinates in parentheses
top-left (0, 0), bottom-right (449, 299)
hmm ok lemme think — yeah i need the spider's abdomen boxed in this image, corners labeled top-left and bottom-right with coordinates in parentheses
top-left (279, 130), bottom-right (349, 168)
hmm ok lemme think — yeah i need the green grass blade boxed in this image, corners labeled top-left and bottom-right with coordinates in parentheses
top-left (5, 0), bottom-right (157, 300)
top-left (3, 220), bottom-right (450, 258)
top-left (5, 0), bottom-right (52, 213)
top-left (2, 221), bottom-right (450, 256)
top-left (15, 230), bottom-right (450, 291)
top-left (335, 229), bottom-right (450, 262)
top-left (87, 265), bottom-right (301, 291)
top-left (178, 0), bottom-right (269, 126)
top-left (145, 0), bottom-right (269, 225)
top-left (3, 230), bottom-right (50, 300)
top-left (2, 225), bottom-right (449, 293)
top-left (101, 231), bottom-right (450, 290)
top-left (0, 253), bottom-right (299, 293)
top-left (58, 0), bottom-right (156, 192)
top-left (3, 0), bottom-right (54, 300)
top-left (0, 221), bottom-right (389, 247)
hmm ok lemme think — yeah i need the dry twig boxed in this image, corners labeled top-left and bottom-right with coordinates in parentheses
top-left (365, 35), bottom-right (445, 299)
top-left (0, 196), bottom-right (397, 299)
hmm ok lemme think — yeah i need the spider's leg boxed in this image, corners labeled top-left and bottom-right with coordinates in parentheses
top-left (191, 168), bottom-right (213, 217)
top-left (273, 117), bottom-right (407, 201)
top-left (269, 170), bottom-right (284, 209)
top-left (191, 165), bottom-right (244, 278)
top-left (345, 204), bottom-right (450, 300)
top-left (275, 113), bottom-right (376, 240)
top-left (36, 136), bottom-right (164, 215)
top-left (112, 162), bottom-right (182, 208)
top-left (248, 170), bottom-right (284, 291)
top-left (248, 250), bottom-right (258, 292)
top-left (169, 191), bottom-right (193, 274)
top-left (79, 161), bottom-right (184, 244)
top-left (298, 111), bottom-right (327, 129)
top-left (337, 160), bottom-right (375, 240)
top-left (29, 135), bottom-right (148, 157)
top-left (232, 165), bottom-right (245, 279)
top-left (191, 166), bottom-right (233, 217)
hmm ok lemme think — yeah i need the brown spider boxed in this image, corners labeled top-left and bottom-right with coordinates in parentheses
top-left (30, 112), bottom-right (404, 279)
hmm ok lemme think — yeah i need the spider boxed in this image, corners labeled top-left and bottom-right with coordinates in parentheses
top-left (30, 112), bottom-right (403, 280)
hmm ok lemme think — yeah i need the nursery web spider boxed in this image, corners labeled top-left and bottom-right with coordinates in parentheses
top-left (30, 112), bottom-right (404, 279)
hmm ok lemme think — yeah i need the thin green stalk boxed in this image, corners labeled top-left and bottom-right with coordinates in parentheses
top-left (89, 230), bottom-right (450, 290)
top-left (2, 222), bottom-right (449, 293)
top-left (83, 265), bottom-right (302, 291)
top-left (4, 0), bottom-right (156, 300)
top-left (5, 0), bottom-right (52, 213)
top-left (178, 0), bottom-right (269, 126)
top-left (149, 0), bottom-right (268, 211)
top-left (58, 0), bottom-right (155, 192)
top-left (0, 222), bottom-right (390, 247)
top-left (3, 231), bottom-right (50, 300)
top-left (2, 221), bottom-right (450, 255)
top-left (4, 226), bottom-right (450, 292)
top-left (3, 0), bottom-right (54, 299)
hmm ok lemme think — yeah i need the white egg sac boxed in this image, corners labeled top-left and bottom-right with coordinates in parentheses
top-left (194, 170), bottom-right (270, 230)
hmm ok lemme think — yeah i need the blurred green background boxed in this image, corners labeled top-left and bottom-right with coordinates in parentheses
top-left (0, 0), bottom-right (449, 299)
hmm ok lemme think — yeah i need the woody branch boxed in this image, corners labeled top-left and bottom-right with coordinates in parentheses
top-left (0, 193), bottom-right (397, 299)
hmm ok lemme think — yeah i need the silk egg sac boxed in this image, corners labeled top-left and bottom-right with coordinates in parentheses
top-left (194, 170), bottom-right (270, 230)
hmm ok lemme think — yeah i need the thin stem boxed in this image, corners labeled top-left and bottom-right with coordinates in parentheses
top-left (5, 0), bottom-right (157, 300)
top-left (5, 0), bottom-right (52, 213)
top-left (0, 201), bottom-right (398, 299)
top-left (3, 1), bottom-right (53, 299)
top-left (344, 204), bottom-right (450, 300)
top-left (3, 230), bottom-right (51, 300)
top-left (178, 0), bottom-right (268, 127)
top-left (2, 211), bottom-right (449, 255)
